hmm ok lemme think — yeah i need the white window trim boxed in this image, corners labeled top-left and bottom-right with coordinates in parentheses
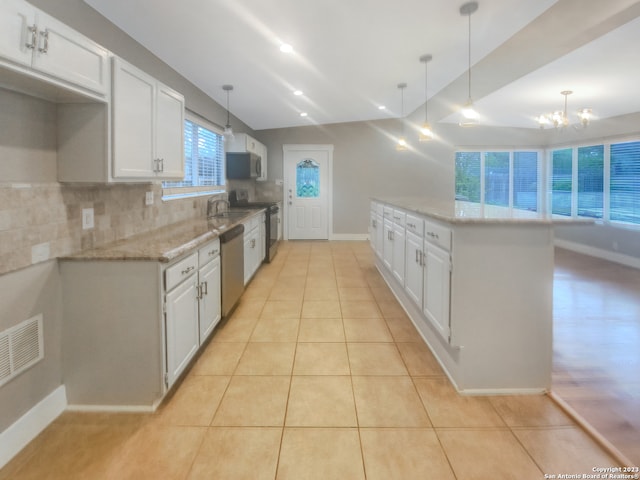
top-left (162, 110), bottom-right (226, 201)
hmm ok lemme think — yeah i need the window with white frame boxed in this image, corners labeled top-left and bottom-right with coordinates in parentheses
top-left (162, 112), bottom-right (225, 198)
top-left (455, 150), bottom-right (540, 211)
top-left (549, 140), bottom-right (640, 225)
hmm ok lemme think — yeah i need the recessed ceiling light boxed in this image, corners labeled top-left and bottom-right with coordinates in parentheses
top-left (378, 105), bottom-right (386, 110)
top-left (280, 43), bottom-right (293, 53)
top-left (300, 112), bottom-right (308, 117)
top-left (293, 90), bottom-right (303, 96)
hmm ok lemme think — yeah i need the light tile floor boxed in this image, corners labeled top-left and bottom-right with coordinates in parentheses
top-left (0, 241), bottom-right (622, 479)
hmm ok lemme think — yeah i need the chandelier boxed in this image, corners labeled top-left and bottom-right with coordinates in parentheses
top-left (537, 90), bottom-right (593, 129)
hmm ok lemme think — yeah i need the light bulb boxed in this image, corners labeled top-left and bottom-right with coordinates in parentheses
top-left (396, 137), bottom-right (408, 151)
top-left (419, 122), bottom-right (434, 142)
top-left (459, 100), bottom-right (479, 127)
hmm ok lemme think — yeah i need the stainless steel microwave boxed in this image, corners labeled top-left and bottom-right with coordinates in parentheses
top-left (226, 152), bottom-right (262, 179)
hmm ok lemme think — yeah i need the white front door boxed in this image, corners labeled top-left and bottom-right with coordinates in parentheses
top-left (283, 145), bottom-right (333, 240)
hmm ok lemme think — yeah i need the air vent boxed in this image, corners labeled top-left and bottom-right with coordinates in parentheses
top-left (0, 314), bottom-right (44, 388)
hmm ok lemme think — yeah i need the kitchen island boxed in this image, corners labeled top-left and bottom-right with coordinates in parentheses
top-left (371, 198), bottom-right (592, 395)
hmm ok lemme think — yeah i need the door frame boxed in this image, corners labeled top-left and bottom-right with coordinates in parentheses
top-left (282, 144), bottom-right (334, 241)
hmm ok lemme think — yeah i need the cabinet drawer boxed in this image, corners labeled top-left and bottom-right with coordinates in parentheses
top-left (392, 209), bottom-right (406, 226)
top-left (165, 252), bottom-right (198, 291)
top-left (371, 201), bottom-right (383, 216)
top-left (424, 220), bottom-right (452, 251)
top-left (405, 214), bottom-right (424, 237)
top-left (198, 238), bottom-right (220, 266)
top-left (382, 205), bottom-right (393, 220)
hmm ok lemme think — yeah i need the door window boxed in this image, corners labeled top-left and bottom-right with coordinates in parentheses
top-left (296, 159), bottom-right (320, 198)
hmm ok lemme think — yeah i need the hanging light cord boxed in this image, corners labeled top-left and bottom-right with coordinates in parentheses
top-left (467, 10), bottom-right (472, 101)
top-left (424, 61), bottom-right (429, 121)
top-left (226, 90), bottom-right (231, 127)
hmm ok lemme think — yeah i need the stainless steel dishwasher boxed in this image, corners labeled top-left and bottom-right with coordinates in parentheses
top-left (219, 224), bottom-right (245, 318)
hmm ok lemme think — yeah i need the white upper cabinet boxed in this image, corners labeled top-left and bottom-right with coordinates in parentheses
top-left (112, 57), bottom-right (184, 180)
top-left (0, 0), bottom-right (110, 97)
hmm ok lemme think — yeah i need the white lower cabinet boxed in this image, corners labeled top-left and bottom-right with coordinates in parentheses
top-left (243, 213), bottom-right (265, 285)
top-left (392, 221), bottom-right (405, 285)
top-left (197, 243), bottom-right (222, 342)
top-left (404, 231), bottom-right (423, 306)
top-left (165, 261), bottom-right (199, 388)
top-left (60, 238), bottom-right (221, 408)
top-left (422, 241), bottom-right (451, 341)
top-left (374, 202), bottom-right (452, 344)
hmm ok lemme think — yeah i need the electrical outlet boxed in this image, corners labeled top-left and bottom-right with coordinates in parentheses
top-left (145, 191), bottom-right (154, 206)
top-left (82, 208), bottom-right (94, 230)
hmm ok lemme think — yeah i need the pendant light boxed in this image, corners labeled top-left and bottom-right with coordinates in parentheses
top-left (396, 82), bottom-right (408, 151)
top-left (419, 54), bottom-right (434, 142)
top-left (222, 84), bottom-right (234, 139)
top-left (459, 1), bottom-right (479, 127)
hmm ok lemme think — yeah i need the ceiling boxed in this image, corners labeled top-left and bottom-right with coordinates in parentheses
top-left (83, 0), bottom-right (640, 131)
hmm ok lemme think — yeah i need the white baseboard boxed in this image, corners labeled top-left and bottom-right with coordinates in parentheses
top-left (555, 239), bottom-right (640, 269)
top-left (0, 385), bottom-right (67, 469)
top-left (329, 233), bottom-right (369, 241)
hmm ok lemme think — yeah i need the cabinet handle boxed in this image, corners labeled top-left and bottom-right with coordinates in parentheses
top-left (38, 29), bottom-right (49, 54)
top-left (419, 251), bottom-right (425, 267)
top-left (202, 281), bottom-right (208, 295)
top-left (160, 158), bottom-right (164, 172)
top-left (196, 284), bottom-right (201, 299)
top-left (208, 249), bottom-right (218, 256)
top-left (415, 249), bottom-right (419, 264)
top-left (181, 265), bottom-right (195, 275)
top-left (26, 25), bottom-right (37, 50)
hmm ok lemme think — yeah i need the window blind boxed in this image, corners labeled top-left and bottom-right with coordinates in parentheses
top-left (484, 151), bottom-right (510, 207)
top-left (577, 145), bottom-right (604, 219)
top-left (513, 151), bottom-right (538, 211)
top-left (163, 115), bottom-right (225, 193)
top-left (610, 141), bottom-right (640, 224)
top-left (551, 148), bottom-right (572, 216)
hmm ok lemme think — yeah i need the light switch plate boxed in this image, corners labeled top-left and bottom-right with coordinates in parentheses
top-left (82, 208), bottom-right (94, 230)
top-left (145, 191), bottom-right (154, 206)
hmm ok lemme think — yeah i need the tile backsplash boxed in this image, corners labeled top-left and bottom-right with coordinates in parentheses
top-left (0, 182), bottom-right (220, 275)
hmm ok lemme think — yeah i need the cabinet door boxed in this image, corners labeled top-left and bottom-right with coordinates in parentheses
top-left (405, 231), bottom-right (423, 307)
top-left (423, 242), bottom-right (451, 341)
top-left (165, 274), bottom-right (199, 387)
top-left (112, 58), bottom-right (155, 178)
top-left (198, 256), bottom-right (221, 343)
top-left (392, 223), bottom-right (405, 285)
top-left (155, 82), bottom-right (185, 179)
top-left (374, 214), bottom-right (383, 258)
top-left (382, 219), bottom-right (393, 270)
top-left (369, 211), bottom-right (377, 251)
top-left (32, 12), bottom-right (110, 95)
top-left (260, 214), bottom-right (266, 261)
top-left (243, 230), bottom-right (253, 285)
top-left (0, 0), bottom-right (36, 68)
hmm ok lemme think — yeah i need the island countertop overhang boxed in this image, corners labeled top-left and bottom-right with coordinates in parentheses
top-left (372, 197), bottom-right (595, 226)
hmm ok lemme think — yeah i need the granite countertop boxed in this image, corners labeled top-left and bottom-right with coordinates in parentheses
top-left (373, 197), bottom-right (595, 225)
top-left (61, 208), bottom-right (265, 263)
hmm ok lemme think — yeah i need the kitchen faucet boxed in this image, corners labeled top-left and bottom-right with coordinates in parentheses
top-left (207, 197), bottom-right (230, 217)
